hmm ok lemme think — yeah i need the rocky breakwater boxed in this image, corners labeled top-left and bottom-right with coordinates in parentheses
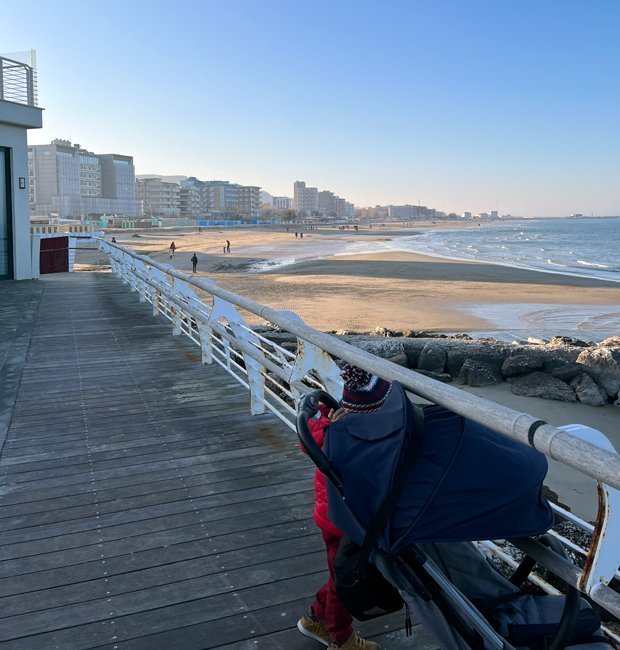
top-left (262, 327), bottom-right (620, 407)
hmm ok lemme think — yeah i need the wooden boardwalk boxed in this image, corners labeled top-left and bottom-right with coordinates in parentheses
top-left (0, 273), bottom-right (436, 650)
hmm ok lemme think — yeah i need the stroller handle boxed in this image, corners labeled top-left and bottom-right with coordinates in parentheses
top-left (296, 390), bottom-right (345, 495)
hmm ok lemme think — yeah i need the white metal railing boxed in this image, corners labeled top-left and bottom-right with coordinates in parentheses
top-left (0, 55), bottom-right (37, 107)
top-left (95, 238), bottom-right (620, 630)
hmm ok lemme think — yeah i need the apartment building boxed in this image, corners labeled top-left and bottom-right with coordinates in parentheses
top-left (179, 177), bottom-right (261, 219)
top-left (295, 181), bottom-right (354, 219)
top-left (28, 139), bottom-right (139, 218)
top-left (135, 177), bottom-right (180, 217)
top-left (293, 181), bottom-right (319, 215)
top-left (273, 196), bottom-right (293, 209)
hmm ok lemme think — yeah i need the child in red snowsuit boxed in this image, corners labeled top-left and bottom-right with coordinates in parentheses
top-left (297, 364), bottom-right (388, 649)
top-left (298, 403), bottom-right (355, 647)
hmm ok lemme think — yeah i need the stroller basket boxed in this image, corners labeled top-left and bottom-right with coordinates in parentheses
top-left (296, 385), bottom-right (612, 649)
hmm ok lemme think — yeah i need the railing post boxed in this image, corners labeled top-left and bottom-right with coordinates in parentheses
top-left (288, 339), bottom-right (343, 404)
top-left (199, 326), bottom-right (213, 365)
top-left (26, 65), bottom-right (34, 106)
top-left (208, 296), bottom-right (267, 415)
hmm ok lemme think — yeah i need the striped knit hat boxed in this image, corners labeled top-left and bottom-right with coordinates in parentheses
top-left (340, 364), bottom-right (393, 413)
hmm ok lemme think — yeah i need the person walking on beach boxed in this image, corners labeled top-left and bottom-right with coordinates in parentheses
top-left (169, 241), bottom-right (176, 258)
top-left (226, 240), bottom-right (231, 253)
top-left (191, 254), bottom-right (198, 273)
top-left (297, 365), bottom-right (384, 650)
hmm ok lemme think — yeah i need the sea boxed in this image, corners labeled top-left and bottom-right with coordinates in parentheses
top-left (248, 217), bottom-right (620, 341)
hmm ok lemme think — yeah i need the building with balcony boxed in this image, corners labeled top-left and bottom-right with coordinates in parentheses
top-left (28, 140), bottom-right (139, 218)
top-left (135, 176), bottom-right (180, 217)
top-left (1, 51), bottom-right (43, 279)
top-left (178, 177), bottom-right (261, 219)
top-left (293, 180), bottom-right (319, 216)
top-left (273, 196), bottom-right (293, 210)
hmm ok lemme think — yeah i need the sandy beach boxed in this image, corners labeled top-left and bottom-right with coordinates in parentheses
top-left (109, 224), bottom-right (620, 334)
top-left (78, 223), bottom-right (620, 520)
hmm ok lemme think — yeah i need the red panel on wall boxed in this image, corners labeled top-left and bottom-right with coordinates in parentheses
top-left (40, 236), bottom-right (69, 274)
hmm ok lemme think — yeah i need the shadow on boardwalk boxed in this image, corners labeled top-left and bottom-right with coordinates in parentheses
top-left (0, 273), bottom-right (435, 649)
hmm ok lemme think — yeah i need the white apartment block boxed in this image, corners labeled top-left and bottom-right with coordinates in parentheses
top-left (273, 196), bottom-right (293, 210)
top-left (28, 139), bottom-right (139, 218)
top-left (293, 181), bottom-right (319, 215)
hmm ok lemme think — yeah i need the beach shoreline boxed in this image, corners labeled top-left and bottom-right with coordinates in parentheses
top-left (84, 224), bottom-right (620, 338)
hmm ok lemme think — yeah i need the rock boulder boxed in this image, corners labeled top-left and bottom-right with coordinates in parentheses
top-left (418, 342), bottom-right (446, 372)
top-left (508, 372), bottom-right (576, 402)
top-left (501, 351), bottom-right (544, 378)
top-left (570, 373), bottom-right (608, 406)
top-left (576, 347), bottom-right (620, 398)
top-left (457, 359), bottom-right (503, 387)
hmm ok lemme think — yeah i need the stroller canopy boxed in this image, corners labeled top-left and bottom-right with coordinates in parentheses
top-left (325, 383), bottom-right (554, 552)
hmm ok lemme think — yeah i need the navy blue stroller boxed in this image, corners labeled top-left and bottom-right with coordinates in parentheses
top-left (296, 382), bottom-right (611, 649)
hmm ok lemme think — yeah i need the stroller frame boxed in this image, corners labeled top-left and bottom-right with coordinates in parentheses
top-left (297, 389), bottom-right (619, 649)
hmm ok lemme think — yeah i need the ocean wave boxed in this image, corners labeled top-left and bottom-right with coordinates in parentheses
top-left (577, 260), bottom-right (611, 269)
top-left (247, 257), bottom-right (298, 273)
top-left (546, 258), bottom-right (567, 267)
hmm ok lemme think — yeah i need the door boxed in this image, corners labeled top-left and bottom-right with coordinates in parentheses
top-left (0, 147), bottom-right (12, 279)
top-left (40, 236), bottom-right (69, 273)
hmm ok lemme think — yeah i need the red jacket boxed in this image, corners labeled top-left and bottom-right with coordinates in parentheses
top-left (302, 404), bottom-right (343, 537)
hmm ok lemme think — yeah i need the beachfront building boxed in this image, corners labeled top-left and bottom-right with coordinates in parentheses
top-left (1, 51), bottom-right (43, 279)
top-left (463, 211), bottom-right (473, 219)
top-left (235, 184), bottom-right (261, 219)
top-left (28, 140), bottom-right (139, 218)
top-left (273, 196), bottom-right (293, 210)
top-left (336, 197), bottom-right (355, 220)
top-left (295, 181), bottom-right (353, 219)
top-left (136, 177), bottom-right (180, 217)
top-left (176, 177), bottom-right (261, 220)
top-left (293, 181), bottom-right (319, 216)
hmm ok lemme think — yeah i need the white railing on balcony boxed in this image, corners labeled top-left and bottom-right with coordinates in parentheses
top-left (95, 238), bottom-right (620, 636)
top-left (0, 55), bottom-right (37, 107)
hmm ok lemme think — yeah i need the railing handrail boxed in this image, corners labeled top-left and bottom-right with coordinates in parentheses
top-left (0, 54), bottom-right (37, 107)
top-left (93, 236), bottom-right (620, 492)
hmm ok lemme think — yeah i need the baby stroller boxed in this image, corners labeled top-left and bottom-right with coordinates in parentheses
top-left (296, 382), bottom-right (612, 649)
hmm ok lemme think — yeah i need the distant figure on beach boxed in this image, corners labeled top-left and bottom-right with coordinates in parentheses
top-left (191, 254), bottom-right (198, 273)
top-left (226, 240), bottom-right (231, 253)
top-left (169, 241), bottom-right (176, 258)
top-left (295, 231), bottom-right (298, 238)
top-left (111, 237), bottom-right (116, 243)
top-left (300, 232), bottom-right (304, 238)
top-left (198, 226), bottom-right (202, 233)
top-left (223, 245), bottom-right (226, 254)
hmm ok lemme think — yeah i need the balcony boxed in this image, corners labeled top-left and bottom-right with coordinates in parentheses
top-left (0, 54), bottom-right (42, 130)
top-left (0, 54), bottom-right (37, 107)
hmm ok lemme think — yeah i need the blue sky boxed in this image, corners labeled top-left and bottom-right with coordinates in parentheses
top-left (3, 0), bottom-right (619, 216)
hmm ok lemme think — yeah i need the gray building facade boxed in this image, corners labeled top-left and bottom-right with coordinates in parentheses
top-left (28, 140), bottom-right (139, 218)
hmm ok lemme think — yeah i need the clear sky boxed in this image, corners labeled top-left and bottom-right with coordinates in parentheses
top-left (3, 0), bottom-right (619, 216)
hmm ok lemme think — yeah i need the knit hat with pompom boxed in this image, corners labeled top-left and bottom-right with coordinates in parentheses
top-left (340, 364), bottom-right (392, 413)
